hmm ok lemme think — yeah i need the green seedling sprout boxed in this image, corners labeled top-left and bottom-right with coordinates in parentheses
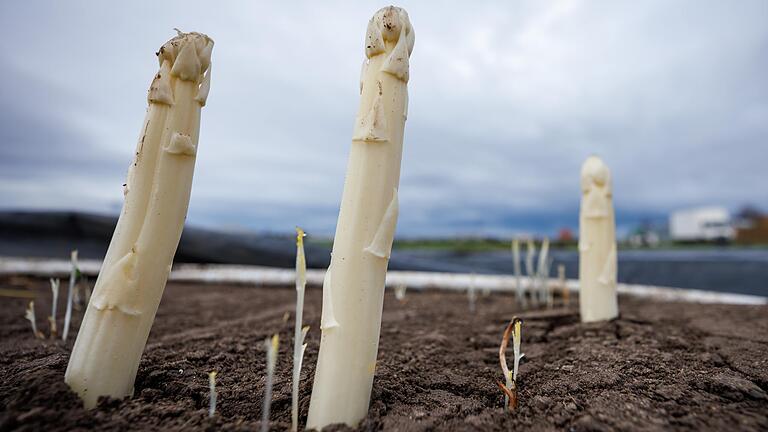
top-left (292, 228), bottom-right (308, 432)
top-left (525, 239), bottom-right (537, 307)
top-left (498, 317), bottom-right (523, 411)
top-left (49, 278), bottom-right (60, 339)
top-left (208, 371), bottom-right (218, 418)
top-left (468, 273), bottom-right (477, 313)
top-left (394, 284), bottom-right (407, 302)
top-left (512, 238), bottom-right (526, 308)
top-left (62, 249), bottom-right (79, 342)
top-left (262, 334), bottom-right (279, 432)
top-left (25, 301), bottom-right (44, 339)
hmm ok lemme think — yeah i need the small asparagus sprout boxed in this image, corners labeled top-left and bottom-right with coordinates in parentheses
top-left (498, 317), bottom-right (523, 411)
top-left (512, 238), bottom-right (526, 308)
top-left (536, 238), bottom-right (550, 305)
top-left (62, 250), bottom-right (79, 342)
top-left (394, 284), bottom-right (407, 301)
top-left (25, 301), bottom-right (45, 339)
top-left (468, 273), bottom-right (477, 313)
top-left (49, 278), bottom-right (60, 338)
top-left (73, 278), bottom-right (82, 311)
top-left (558, 264), bottom-right (569, 306)
top-left (544, 257), bottom-right (554, 308)
top-left (83, 278), bottom-right (92, 305)
top-left (208, 371), bottom-right (218, 418)
top-left (292, 227), bottom-right (308, 432)
top-left (525, 239), bottom-right (537, 306)
top-left (262, 334), bottom-right (279, 432)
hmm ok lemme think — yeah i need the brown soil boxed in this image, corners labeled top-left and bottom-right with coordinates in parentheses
top-left (1, 276), bottom-right (767, 431)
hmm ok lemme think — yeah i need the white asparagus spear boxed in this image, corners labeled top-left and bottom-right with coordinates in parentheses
top-left (307, 6), bottom-right (415, 429)
top-left (62, 249), bottom-right (78, 342)
top-left (291, 228), bottom-right (308, 432)
top-left (65, 30), bottom-right (213, 408)
top-left (578, 155), bottom-right (618, 322)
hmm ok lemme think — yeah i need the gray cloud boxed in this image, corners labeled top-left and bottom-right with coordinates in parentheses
top-left (0, 0), bottom-right (766, 237)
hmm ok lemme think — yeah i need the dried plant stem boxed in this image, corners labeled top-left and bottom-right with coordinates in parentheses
top-left (498, 317), bottom-right (523, 411)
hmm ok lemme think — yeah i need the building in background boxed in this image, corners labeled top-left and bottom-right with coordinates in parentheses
top-left (734, 206), bottom-right (768, 245)
top-left (669, 206), bottom-right (734, 243)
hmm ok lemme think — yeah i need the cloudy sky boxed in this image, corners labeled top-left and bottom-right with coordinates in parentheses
top-left (1, 1), bottom-right (766, 237)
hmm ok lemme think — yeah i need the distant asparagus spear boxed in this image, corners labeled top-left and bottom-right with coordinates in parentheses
top-left (49, 278), bottom-right (60, 338)
top-left (25, 301), bottom-right (45, 339)
top-left (62, 250), bottom-right (79, 342)
top-left (512, 239), bottom-right (526, 308)
top-left (262, 334), bottom-right (279, 432)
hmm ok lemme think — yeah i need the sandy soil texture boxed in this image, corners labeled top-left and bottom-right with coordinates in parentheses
top-left (1, 276), bottom-right (767, 431)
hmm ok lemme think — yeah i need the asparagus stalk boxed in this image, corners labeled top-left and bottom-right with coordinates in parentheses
top-left (512, 238), bottom-right (526, 308)
top-left (307, 6), bottom-right (415, 429)
top-left (394, 283), bottom-right (407, 301)
top-left (62, 250), bottom-right (79, 342)
top-left (558, 264), bottom-right (569, 306)
top-left (524, 239), bottom-right (537, 307)
top-left (292, 228), bottom-right (308, 432)
top-left (24, 301), bottom-right (44, 339)
top-left (468, 272), bottom-right (477, 313)
top-left (578, 156), bottom-right (618, 322)
top-left (65, 30), bottom-right (213, 408)
top-left (262, 334), bottom-right (279, 432)
top-left (49, 278), bottom-right (60, 339)
top-left (208, 371), bottom-right (218, 418)
top-left (536, 238), bottom-right (549, 305)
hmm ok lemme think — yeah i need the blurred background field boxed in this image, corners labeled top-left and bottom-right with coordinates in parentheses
top-left (2, 210), bottom-right (766, 296)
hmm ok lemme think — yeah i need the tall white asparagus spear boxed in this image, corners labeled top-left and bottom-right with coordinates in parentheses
top-left (578, 156), bottom-right (618, 322)
top-left (307, 6), bottom-right (415, 429)
top-left (65, 30), bottom-right (213, 408)
top-left (292, 227), bottom-right (309, 432)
